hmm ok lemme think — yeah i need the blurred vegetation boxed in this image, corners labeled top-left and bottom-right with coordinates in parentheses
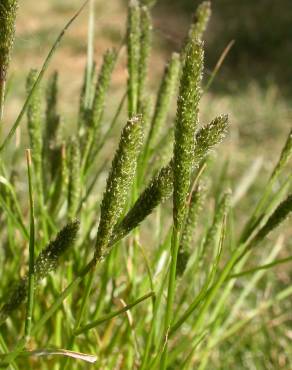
top-left (156, 0), bottom-right (292, 96)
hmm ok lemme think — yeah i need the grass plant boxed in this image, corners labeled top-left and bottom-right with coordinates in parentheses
top-left (0, 1), bottom-right (291, 369)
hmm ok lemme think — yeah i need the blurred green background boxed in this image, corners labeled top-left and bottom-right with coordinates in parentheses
top-left (6, 0), bottom-right (291, 170)
top-left (158, 0), bottom-right (292, 95)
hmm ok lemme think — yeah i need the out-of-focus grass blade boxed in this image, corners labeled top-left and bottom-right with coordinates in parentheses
top-left (0, 1), bottom-right (89, 153)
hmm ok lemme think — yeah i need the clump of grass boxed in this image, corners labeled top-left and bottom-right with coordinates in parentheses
top-left (0, 1), bottom-right (291, 369)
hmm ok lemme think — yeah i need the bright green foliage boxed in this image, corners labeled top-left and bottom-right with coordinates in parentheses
top-left (0, 0), bottom-right (18, 117)
top-left (26, 69), bottom-right (43, 183)
top-left (173, 39), bottom-right (204, 228)
top-left (67, 138), bottom-right (81, 219)
top-left (95, 115), bottom-right (144, 259)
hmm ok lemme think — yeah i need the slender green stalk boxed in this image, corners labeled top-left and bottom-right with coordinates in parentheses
top-left (75, 291), bottom-right (154, 335)
top-left (24, 149), bottom-right (35, 339)
top-left (229, 255), bottom-right (292, 279)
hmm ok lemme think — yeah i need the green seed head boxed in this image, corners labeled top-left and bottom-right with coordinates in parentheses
top-left (147, 53), bottom-right (180, 150)
top-left (193, 114), bottom-right (229, 167)
top-left (173, 39), bottom-right (204, 228)
top-left (26, 69), bottom-right (43, 176)
top-left (203, 190), bottom-right (231, 251)
top-left (0, 220), bottom-right (80, 323)
top-left (253, 194), bottom-right (292, 245)
top-left (90, 49), bottom-right (117, 132)
top-left (67, 138), bottom-right (81, 219)
top-left (138, 5), bottom-right (152, 109)
top-left (45, 71), bottom-right (61, 145)
top-left (0, 0), bottom-right (18, 85)
top-left (95, 115), bottom-right (144, 258)
top-left (112, 163), bottom-right (173, 243)
top-left (35, 219), bottom-right (80, 281)
top-left (127, 0), bottom-right (141, 117)
top-left (0, 278), bottom-right (27, 324)
top-left (189, 1), bottom-right (211, 41)
top-left (271, 129), bottom-right (292, 180)
top-left (177, 183), bottom-right (206, 276)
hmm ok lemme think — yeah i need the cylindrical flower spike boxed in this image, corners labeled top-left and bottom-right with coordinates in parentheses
top-left (146, 53), bottom-right (180, 153)
top-left (203, 190), bottom-right (231, 252)
top-left (90, 49), bottom-right (117, 136)
top-left (189, 1), bottom-right (211, 41)
top-left (252, 194), bottom-right (292, 246)
top-left (271, 129), bottom-right (292, 180)
top-left (82, 49), bottom-right (117, 167)
top-left (173, 39), bottom-right (204, 229)
top-left (112, 164), bottom-right (173, 243)
top-left (0, 220), bottom-right (80, 324)
top-left (193, 114), bottom-right (229, 167)
top-left (127, 0), bottom-right (141, 117)
top-left (45, 71), bottom-right (61, 145)
top-left (0, 0), bottom-right (18, 119)
top-left (26, 69), bottom-right (43, 184)
top-left (177, 183), bottom-right (206, 276)
top-left (138, 5), bottom-right (152, 110)
top-left (95, 115), bottom-right (144, 260)
top-left (68, 138), bottom-right (81, 219)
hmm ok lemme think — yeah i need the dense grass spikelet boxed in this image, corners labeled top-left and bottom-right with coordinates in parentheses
top-left (26, 69), bottom-right (43, 180)
top-left (112, 164), bottom-right (173, 242)
top-left (252, 194), bottom-right (292, 245)
top-left (0, 220), bottom-right (80, 323)
top-left (95, 115), bottom-right (144, 259)
top-left (45, 71), bottom-right (61, 145)
top-left (202, 190), bottom-right (231, 255)
top-left (89, 49), bottom-right (117, 134)
top-left (271, 128), bottom-right (292, 180)
top-left (146, 53), bottom-right (180, 152)
top-left (189, 1), bottom-right (211, 41)
top-left (34, 219), bottom-right (80, 280)
top-left (193, 114), bottom-right (229, 167)
top-left (78, 62), bottom-right (97, 132)
top-left (127, 0), bottom-right (141, 117)
top-left (173, 39), bottom-right (204, 228)
top-left (177, 183), bottom-right (206, 276)
top-left (67, 138), bottom-right (81, 219)
top-left (0, 0), bottom-right (18, 118)
top-left (138, 5), bottom-right (152, 109)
